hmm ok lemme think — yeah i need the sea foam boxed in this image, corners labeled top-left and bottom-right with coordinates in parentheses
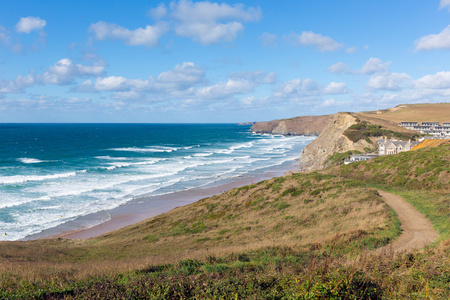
top-left (0, 124), bottom-right (316, 241)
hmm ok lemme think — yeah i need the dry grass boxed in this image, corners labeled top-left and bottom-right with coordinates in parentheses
top-left (0, 173), bottom-right (397, 285)
top-left (359, 103), bottom-right (450, 123)
top-left (411, 139), bottom-right (450, 151)
top-left (90, 176), bottom-right (392, 255)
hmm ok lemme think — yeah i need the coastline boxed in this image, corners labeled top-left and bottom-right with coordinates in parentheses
top-left (28, 160), bottom-right (300, 240)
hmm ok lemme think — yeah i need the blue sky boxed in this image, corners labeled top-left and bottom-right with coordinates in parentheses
top-left (1, 0), bottom-right (450, 123)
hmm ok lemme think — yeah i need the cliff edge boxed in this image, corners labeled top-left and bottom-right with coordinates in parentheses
top-left (250, 115), bottom-right (332, 136)
top-left (298, 113), bottom-right (374, 171)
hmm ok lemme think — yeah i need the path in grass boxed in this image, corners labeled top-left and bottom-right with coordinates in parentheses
top-left (377, 190), bottom-right (439, 253)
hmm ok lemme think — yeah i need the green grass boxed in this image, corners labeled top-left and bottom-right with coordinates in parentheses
top-left (332, 146), bottom-right (449, 237)
top-left (0, 144), bottom-right (448, 299)
top-left (2, 243), bottom-right (449, 299)
top-left (393, 190), bottom-right (450, 241)
top-left (343, 120), bottom-right (420, 143)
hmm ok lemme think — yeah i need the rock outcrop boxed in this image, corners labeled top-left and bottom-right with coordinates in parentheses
top-left (298, 113), bottom-right (374, 171)
top-left (251, 115), bottom-right (332, 136)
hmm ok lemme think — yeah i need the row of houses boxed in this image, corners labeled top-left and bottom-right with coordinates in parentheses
top-left (398, 121), bottom-right (450, 137)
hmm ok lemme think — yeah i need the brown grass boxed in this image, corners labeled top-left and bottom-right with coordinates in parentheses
top-left (0, 173), bottom-right (396, 284)
top-left (354, 113), bottom-right (417, 135)
top-left (411, 139), bottom-right (450, 151)
top-left (359, 103), bottom-right (450, 123)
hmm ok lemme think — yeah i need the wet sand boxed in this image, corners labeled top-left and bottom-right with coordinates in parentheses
top-left (50, 163), bottom-right (297, 240)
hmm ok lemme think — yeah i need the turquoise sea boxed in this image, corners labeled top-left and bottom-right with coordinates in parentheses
top-left (0, 124), bottom-right (315, 241)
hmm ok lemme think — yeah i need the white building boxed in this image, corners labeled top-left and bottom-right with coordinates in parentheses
top-left (398, 121), bottom-right (450, 137)
top-left (344, 154), bottom-right (379, 164)
top-left (398, 122), bottom-right (418, 130)
top-left (378, 139), bottom-right (420, 155)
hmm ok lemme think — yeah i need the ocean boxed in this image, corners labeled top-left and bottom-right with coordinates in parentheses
top-left (0, 123), bottom-right (315, 241)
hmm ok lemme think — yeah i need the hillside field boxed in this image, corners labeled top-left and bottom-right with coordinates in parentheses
top-left (359, 103), bottom-right (450, 123)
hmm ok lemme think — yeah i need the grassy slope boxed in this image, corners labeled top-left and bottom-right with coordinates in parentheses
top-left (358, 103), bottom-right (450, 124)
top-left (0, 175), bottom-right (396, 263)
top-left (0, 145), bottom-right (449, 299)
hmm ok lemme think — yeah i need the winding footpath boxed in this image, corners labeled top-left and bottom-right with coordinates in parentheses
top-left (376, 190), bottom-right (439, 253)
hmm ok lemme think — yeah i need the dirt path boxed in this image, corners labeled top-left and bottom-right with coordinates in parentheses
top-left (376, 190), bottom-right (439, 253)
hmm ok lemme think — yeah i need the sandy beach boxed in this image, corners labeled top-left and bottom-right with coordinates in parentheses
top-left (32, 162), bottom-right (298, 240)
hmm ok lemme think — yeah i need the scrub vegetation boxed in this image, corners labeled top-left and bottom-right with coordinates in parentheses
top-left (0, 144), bottom-right (448, 299)
top-left (343, 119), bottom-right (419, 143)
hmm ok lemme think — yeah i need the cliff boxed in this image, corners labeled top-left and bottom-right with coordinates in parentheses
top-left (252, 103), bottom-right (441, 171)
top-left (250, 115), bottom-right (333, 136)
top-left (298, 113), bottom-right (374, 171)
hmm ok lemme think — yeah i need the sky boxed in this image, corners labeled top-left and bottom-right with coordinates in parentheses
top-left (1, 0), bottom-right (450, 123)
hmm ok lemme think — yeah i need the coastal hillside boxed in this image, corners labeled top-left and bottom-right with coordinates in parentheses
top-left (358, 103), bottom-right (450, 123)
top-left (250, 103), bottom-right (446, 171)
top-left (298, 111), bottom-right (419, 171)
top-left (297, 113), bottom-right (371, 171)
top-left (250, 114), bottom-right (332, 135)
top-left (0, 143), bottom-right (448, 298)
top-left (283, 103), bottom-right (444, 171)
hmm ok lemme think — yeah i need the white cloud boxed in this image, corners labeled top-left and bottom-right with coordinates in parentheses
top-left (149, 3), bottom-right (168, 19)
top-left (0, 58), bottom-right (106, 93)
top-left (273, 78), bottom-right (320, 98)
top-left (322, 99), bottom-right (336, 107)
top-left (111, 91), bottom-right (142, 100)
top-left (328, 62), bottom-right (348, 74)
top-left (269, 78), bottom-right (350, 105)
top-left (40, 58), bottom-right (106, 85)
top-left (170, 0), bottom-right (261, 24)
top-left (79, 62), bottom-right (208, 99)
top-left (176, 20), bottom-right (244, 45)
top-left (157, 62), bottom-right (205, 85)
top-left (90, 1), bottom-right (260, 47)
top-left (332, 58), bottom-right (406, 91)
top-left (0, 74), bottom-right (35, 93)
top-left (196, 79), bottom-right (254, 99)
top-left (15, 16), bottom-right (46, 33)
top-left (323, 82), bottom-right (349, 94)
top-left (350, 87), bottom-right (450, 111)
top-left (286, 31), bottom-right (344, 52)
top-left (414, 25), bottom-right (450, 51)
top-left (89, 21), bottom-right (169, 47)
top-left (439, 0), bottom-right (450, 9)
top-left (0, 26), bottom-right (9, 44)
top-left (79, 65), bottom-right (275, 104)
top-left (168, 0), bottom-right (261, 45)
top-left (66, 97), bottom-right (91, 104)
top-left (260, 32), bottom-right (277, 48)
top-left (92, 76), bottom-right (133, 91)
top-left (367, 72), bottom-right (412, 91)
top-left (415, 71), bottom-right (450, 89)
top-left (346, 46), bottom-right (358, 53)
top-left (230, 71), bottom-right (276, 84)
top-left (360, 57), bottom-right (391, 74)
top-left (241, 96), bottom-right (256, 106)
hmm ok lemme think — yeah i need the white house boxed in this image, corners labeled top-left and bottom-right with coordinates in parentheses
top-left (344, 154), bottom-right (379, 164)
top-left (378, 139), bottom-right (420, 155)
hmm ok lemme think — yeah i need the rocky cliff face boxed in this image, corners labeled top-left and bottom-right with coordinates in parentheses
top-left (298, 113), bottom-right (374, 171)
top-left (251, 115), bottom-right (332, 136)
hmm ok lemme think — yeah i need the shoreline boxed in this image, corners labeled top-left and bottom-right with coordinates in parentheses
top-left (29, 161), bottom-right (299, 240)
